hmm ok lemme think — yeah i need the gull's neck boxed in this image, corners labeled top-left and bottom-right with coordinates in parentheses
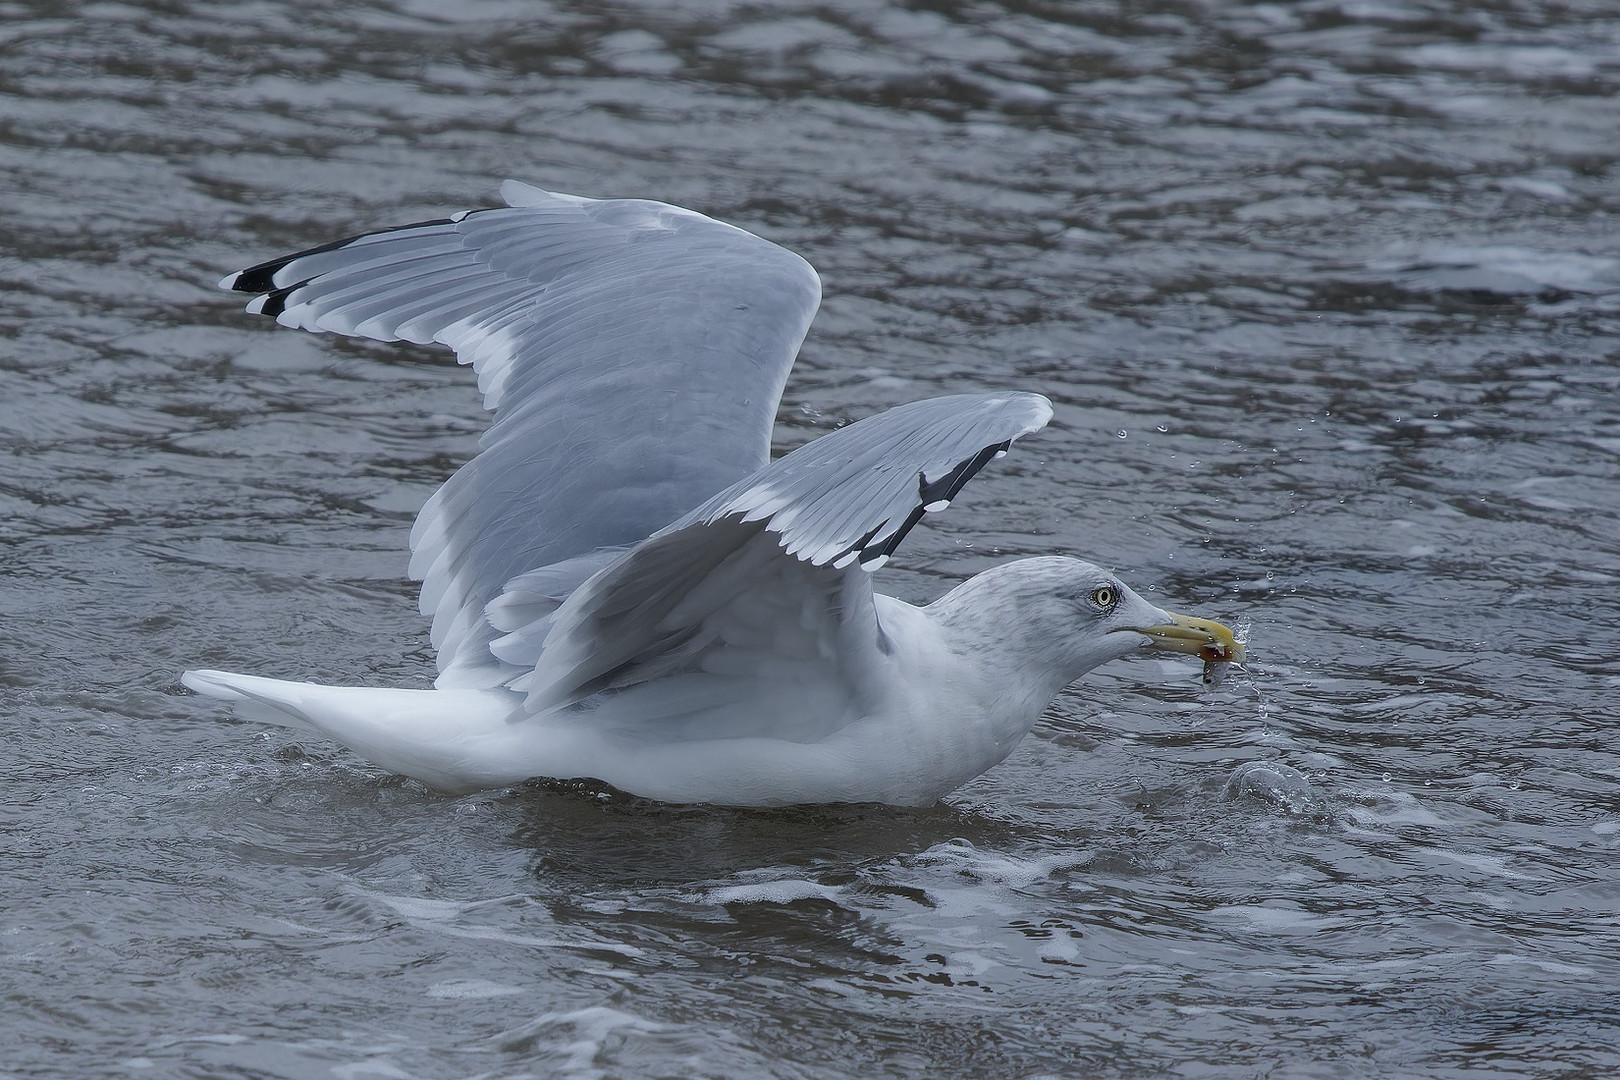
top-left (923, 559), bottom-right (1089, 729)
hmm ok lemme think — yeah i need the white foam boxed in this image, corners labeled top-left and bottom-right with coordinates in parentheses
top-left (426, 978), bottom-right (526, 1000)
top-left (705, 879), bottom-right (840, 905)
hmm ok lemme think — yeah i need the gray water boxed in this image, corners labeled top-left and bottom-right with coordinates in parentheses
top-left (5, 1), bottom-right (1620, 1077)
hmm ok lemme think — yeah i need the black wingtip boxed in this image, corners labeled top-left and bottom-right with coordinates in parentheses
top-left (219, 212), bottom-right (479, 297)
top-left (868, 502), bottom-right (928, 565)
top-left (827, 437), bottom-right (1018, 572)
top-left (832, 522), bottom-right (886, 569)
top-left (918, 439), bottom-right (1011, 509)
top-left (255, 278), bottom-right (312, 318)
top-left (227, 259), bottom-right (290, 294)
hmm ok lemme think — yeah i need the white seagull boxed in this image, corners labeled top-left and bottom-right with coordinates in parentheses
top-left (183, 181), bottom-right (1243, 806)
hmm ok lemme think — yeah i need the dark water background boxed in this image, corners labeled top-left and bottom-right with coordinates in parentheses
top-left (5, 1), bottom-right (1620, 1077)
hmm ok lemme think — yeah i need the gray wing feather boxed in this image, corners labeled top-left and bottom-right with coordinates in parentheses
top-left (221, 182), bottom-right (822, 687)
top-left (681, 392), bottom-right (1054, 569)
top-left (512, 392), bottom-right (1052, 713)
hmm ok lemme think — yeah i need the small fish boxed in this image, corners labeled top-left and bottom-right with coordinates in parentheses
top-left (1198, 635), bottom-right (1244, 687)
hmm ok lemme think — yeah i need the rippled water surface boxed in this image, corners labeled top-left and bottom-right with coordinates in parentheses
top-left (6, 1), bottom-right (1620, 1077)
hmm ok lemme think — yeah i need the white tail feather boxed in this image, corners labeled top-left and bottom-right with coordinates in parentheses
top-left (181, 669), bottom-right (536, 793)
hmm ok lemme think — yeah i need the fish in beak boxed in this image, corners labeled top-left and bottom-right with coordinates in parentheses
top-left (1119, 611), bottom-right (1246, 664)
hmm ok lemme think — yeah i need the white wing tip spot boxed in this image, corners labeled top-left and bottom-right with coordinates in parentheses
top-left (923, 499), bottom-right (950, 513)
top-left (859, 554), bottom-right (889, 571)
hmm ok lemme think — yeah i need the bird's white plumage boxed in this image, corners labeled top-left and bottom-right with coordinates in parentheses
top-left (185, 181), bottom-right (1234, 805)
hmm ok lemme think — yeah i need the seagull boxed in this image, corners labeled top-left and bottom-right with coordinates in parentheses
top-left (183, 181), bottom-right (1244, 806)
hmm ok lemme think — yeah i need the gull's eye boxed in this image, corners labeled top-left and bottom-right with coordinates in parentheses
top-left (1089, 585), bottom-right (1117, 609)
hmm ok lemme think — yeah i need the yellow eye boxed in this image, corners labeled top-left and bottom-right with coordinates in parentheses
top-left (1090, 586), bottom-right (1117, 609)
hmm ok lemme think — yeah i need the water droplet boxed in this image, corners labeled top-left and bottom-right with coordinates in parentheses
top-left (1116, 429), bottom-right (1127, 439)
top-left (1156, 423), bottom-right (1169, 433)
top-left (1381, 772), bottom-right (1392, 783)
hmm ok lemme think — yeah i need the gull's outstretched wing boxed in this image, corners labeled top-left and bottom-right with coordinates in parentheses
top-left (219, 182), bottom-right (822, 686)
top-left (487, 392), bottom-right (1053, 720)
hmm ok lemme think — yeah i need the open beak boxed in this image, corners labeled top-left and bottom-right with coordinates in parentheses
top-left (1117, 611), bottom-right (1246, 664)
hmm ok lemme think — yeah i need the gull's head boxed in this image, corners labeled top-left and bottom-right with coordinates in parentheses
top-left (932, 555), bottom-right (1244, 694)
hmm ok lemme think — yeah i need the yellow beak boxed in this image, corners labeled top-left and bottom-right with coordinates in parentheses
top-left (1120, 612), bottom-right (1246, 664)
